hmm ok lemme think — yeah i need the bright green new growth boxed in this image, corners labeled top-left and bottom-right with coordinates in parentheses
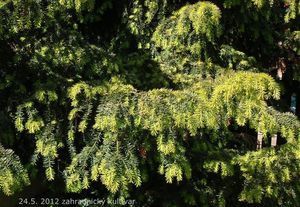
top-left (234, 143), bottom-right (300, 205)
top-left (152, 2), bottom-right (222, 84)
top-left (57, 71), bottom-right (296, 195)
top-left (152, 1), bottom-right (222, 55)
top-left (0, 145), bottom-right (30, 195)
top-left (0, 0), bottom-right (300, 206)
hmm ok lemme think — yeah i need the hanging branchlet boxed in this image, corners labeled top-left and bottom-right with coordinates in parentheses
top-left (261, 107), bottom-right (300, 143)
top-left (212, 72), bottom-right (280, 128)
top-left (157, 128), bottom-right (192, 183)
top-left (14, 102), bottom-right (44, 134)
top-left (0, 145), bottom-right (30, 195)
top-left (65, 133), bottom-right (142, 194)
top-left (33, 121), bottom-right (63, 181)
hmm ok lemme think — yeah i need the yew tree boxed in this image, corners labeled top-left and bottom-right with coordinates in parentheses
top-left (0, 0), bottom-right (300, 206)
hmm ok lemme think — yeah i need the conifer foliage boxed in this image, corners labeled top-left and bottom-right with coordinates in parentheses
top-left (0, 0), bottom-right (300, 206)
